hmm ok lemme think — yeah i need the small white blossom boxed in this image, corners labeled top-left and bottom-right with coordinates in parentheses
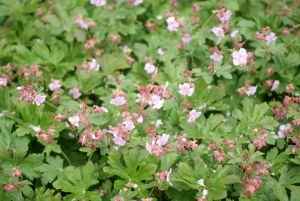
top-left (33, 94), bottom-right (46, 106)
top-left (90, 59), bottom-right (100, 71)
top-left (68, 116), bottom-right (80, 127)
top-left (166, 17), bottom-right (179, 32)
top-left (188, 110), bottom-right (201, 123)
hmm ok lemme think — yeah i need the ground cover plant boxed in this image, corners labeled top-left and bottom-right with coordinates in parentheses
top-left (0, 0), bottom-right (300, 200)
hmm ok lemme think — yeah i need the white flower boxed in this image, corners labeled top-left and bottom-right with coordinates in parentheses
top-left (220, 10), bottom-right (232, 23)
top-left (110, 96), bottom-right (126, 106)
top-left (137, 116), bottom-right (143, 123)
top-left (197, 179), bottom-right (205, 187)
top-left (149, 95), bottom-right (164, 109)
top-left (156, 15), bottom-right (163, 20)
top-left (274, 123), bottom-right (291, 139)
top-left (156, 134), bottom-right (169, 146)
top-left (232, 48), bottom-right (248, 66)
top-left (246, 86), bottom-right (257, 96)
top-left (188, 110), bottom-right (201, 123)
top-left (29, 125), bottom-right (41, 133)
top-left (181, 34), bottom-right (192, 43)
top-left (202, 188), bottom-right (208, 199)
top-left (157, 48), bottom-right (164, 55)
top-left (166, 17), bottom-right (179, 32)
top-left (90, 59), bottom-right (100, 71)
top-left (210, 52), bottom-right (223, 62)
top-left (179, 83), bottom-right (194, 96)
top-left (33, 94), bottom-right (46, 106)
top-left (231, 30), bottom-right (239, 38)
top-left (212, 27), bottom-right (224, 37)
top-left (90, 0), bottom-right (106, 7)
top-left (166, 168), bottom-right (173, 186)
top-left (134, 0), bottom-right (143, 5)
top-left (0, 78), bottom-right (7, 87)
top-left (271, 80), bottom-right (280, 91)
top-left (68, 116), bottom-right (80, 127)
top-left (49, 80), bottom-right (61, 91)
top-left (113, 134), bottom-right (126, 146)
top-left (266, 32), bottom-right (277, 45)
top-left (144, 63), bottom-right (156, 74)
top-left (146, 142), bottom-right (152, 154)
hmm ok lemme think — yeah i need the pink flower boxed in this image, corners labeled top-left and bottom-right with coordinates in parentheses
top-left (144, 63), bottom-right (155, 74)
top-left (156, 134), bottom-right (169, 146)
top-left (110, 96), bottom-right (126, 106)
top-left (181, 34), bottom-right (192, 43)
top-left (90, 0), bottom-right (106, 7)
top-left (68, 116), bottom-right (80, 127)
top-left (220, 10), bottom-right (232, 23)
top-left (113, 133), bottom-right (126, 146)
top-left (212, 27), bottom-right (224, 37)
top-left (179, 83), bottom-right (194, 96)
top-left (157, 48), bottom-right (164, 55)
top-left (137, 116), bottom-right (143, 123)
top-left (69, 88), bottom-right (82, 99)
top-left (265, 32), bottom-right (277, 45)
top-left (188, 109), bottom-right (201, 123)
top-left (90, 59), bottom-right (100, 71)
top-left (232, 48), bottom-right (248, 66)
top-left (33, 94), bottom-right (46, 106)
top-left (210, 52), bottom-right (223, 62)
top-left (246, 86), bottom-right (257, 96)
top-left (134, 0), bottom-right (143, 5)
top-left (149, 95), bottom-right (164, 109)
top-left (166, 17), bottom-right (179, 32)
top-left (271, 80), bottom-right (279, 91)
top-left (49, 80), bottom-right (61, 91)
top-left (231, 30), bottom-right (239, 38)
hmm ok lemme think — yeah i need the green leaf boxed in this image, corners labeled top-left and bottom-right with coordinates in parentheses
top-left (53, 161), bottom-right (99, 200)
top-left (160, 153), bottom-right (178, 171)
top-left (99, 54), bottom-right (130, 75)
top-left (34, 156), bottom-right (64, 185)
top-left (43, 14), bottom-right (61, 27)
top-left (214, 63), bottom-right (232, 79)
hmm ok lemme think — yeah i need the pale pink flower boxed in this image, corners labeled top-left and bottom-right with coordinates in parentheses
top-left (274, 123), bottom-right (291, 139)
top-left (271, 80), bottom-right (279, 91)
top-left (156, 119), bottom-right (163, 128)
top-left (113, 133), bottom-right (126, 146)
top-left (144, 63), bottom-right (156, 74)
top-left (90, 0), bottom-right (106, 7)
top-left (246, 86), bottom-right (257, 96)
top-left (123, 120), bottom-right (135, 130)
top-left (181, 34), bottom-right (192, 43)
top-left (231, 30), bottom-right (239, 38)
top-left (157, 48), bottom-right (164, 55)
top-left (202, 188), bottom-right (208, 199)
top-left (49, 80), bottom-right (61, 91)
top-left (0, 78), bottom-right (7, 87)
top-left (188, 110), bottom-right (201, 123)
top-left (232, 48), bottom-right (248, 66)
top-left (146, 142), bottom-right (153, 154)
top-left (134, 0), bottom-right (143, 5)
top-left (212, 27), bottom-right (224, 37)
top-left (90, 59), bottom-right (99, 71)
top-left (265, 32), bottom-right (277, 45)
top-left (137, 116), bottom-right (143, 123)
top-left (69, 88), bottom-right (82, 99)
top-left (166, 17), bottom-right (179, 32)
top-left (110, 96), bottom-right (126, 106)
top-left (179, 83), bottom-right (194, 96)
top-left (78, 20), bottom-right (88, 30)
top-left (156, 134), bottom-right (169, 146)
top-left (135, 93), bottom-right (143, 103)
top-left (149, 95), bottom-right (164, 109)
top-left (33, 94), bottom-right (46, 106)
top-left (68, 116), bottom-right (80, 127)
top-left (210, 52), bottom-right (223, 62)
top-left (220, 10), bottom-right (232, 23)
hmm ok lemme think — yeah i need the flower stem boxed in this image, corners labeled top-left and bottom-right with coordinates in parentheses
top-left (45, 100), bottom-right (56, 109)
top-left (61, 150), bottom-right (73, 166)
top-left (211, 59), bottom-right (231, 76)
top-left (284, 33), bottom-right (300, 49)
